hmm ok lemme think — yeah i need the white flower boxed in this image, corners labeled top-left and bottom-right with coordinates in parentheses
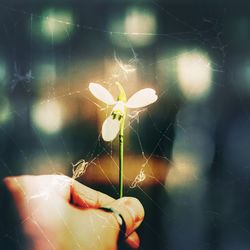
top-left (89, 82), bottom-right (158, 141)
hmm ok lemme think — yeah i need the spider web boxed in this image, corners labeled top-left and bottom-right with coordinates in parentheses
top-left (1, 1), bottom-right (248, 250)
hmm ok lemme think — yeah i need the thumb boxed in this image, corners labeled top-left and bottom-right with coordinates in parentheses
top-left (108, 197), bottom-right (145, 237)
top-left (76, 197), bottom-right (144, 250)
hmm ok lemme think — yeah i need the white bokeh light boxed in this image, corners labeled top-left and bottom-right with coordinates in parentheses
top-left (32, 101), bottom-right (63, 134)
top-left (41, 9), bottom-right (74, 42)
top-left (108, 7), bottom-right (157, 48)
top-left (124, 8), bottom-right (157, 47)
top-left (177, 51), bottom-right (212, 100)
top-left (167, 152), bottom-right (201, 188)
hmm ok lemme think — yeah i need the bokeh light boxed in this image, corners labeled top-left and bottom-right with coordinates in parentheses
top-left (177, 51), bottom-right (212, 100)
top-left (31, 100), bottom-right (63, 134)
top-left (167, 106), bottom-right (215, 189)
top-left (108, 7), bottom-right (157, 48)
top-left (167, 152), bottom-right (201, 188)
top-left (124, 7), bottom-right (157, 47)
top-left (40, 9), bottom-right (74, 43)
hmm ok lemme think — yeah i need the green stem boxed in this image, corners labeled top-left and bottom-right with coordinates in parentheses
top-left (116, 81), bottom-right (127, 198)
top-left (119, 118), bottom-right (124, 198)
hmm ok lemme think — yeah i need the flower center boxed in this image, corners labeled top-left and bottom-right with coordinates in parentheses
top-left (111, 101), bottom-right (125, 121)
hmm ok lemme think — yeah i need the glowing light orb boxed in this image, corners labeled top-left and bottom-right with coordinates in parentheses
top-left (125, 8), bottom-right (157, 47)
top-left (166, 153), bottom-right (200, 188)
top-left (31, 101), bottom-right (63, 134)
top-left (108, 7), bottom-right (157, 48)
top-left (177, 51), bottom-right (212, 100)
top-left (41, 9), bottom-right (74, 42)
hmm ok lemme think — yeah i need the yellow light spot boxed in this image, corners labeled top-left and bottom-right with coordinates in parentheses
top-left (177, 51), bottom-right (212, 100)
top-left (108, 7), bottom-right (157, 48)
top-left (31, 100), bottom-right (63, 134)
top-left (41, 9), bottom-right (74, 42)
top-left (125, 8), bottom-right (157, 47)
top-left (166, 153), bottom-right (201, 189)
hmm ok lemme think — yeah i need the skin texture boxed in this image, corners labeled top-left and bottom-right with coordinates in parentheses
top-left (0, 175), bottom-right (144, 250)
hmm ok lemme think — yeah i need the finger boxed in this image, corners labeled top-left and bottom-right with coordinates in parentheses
top-left (125, 231), bottom-right (140, 249)
top-left (2, 175), bottom-right (68, 214)
top-left (3, 175), bottom-right (116, 209)
top-left (70, 179), bottom-right (115, 208)
top-left (109, 197), bottom-right (144, 237)
top-left (4, 175), bottom-right (70, 198)
top-left (2, 175), bottom-right (54, 199)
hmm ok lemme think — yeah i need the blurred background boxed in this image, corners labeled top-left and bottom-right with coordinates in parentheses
top-left (1, 0), bottom-right (250, 249)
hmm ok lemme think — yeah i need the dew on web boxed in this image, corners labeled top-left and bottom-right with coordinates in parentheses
top-left (71, 159), bottom-right (89, 180)
top-left (130, 168), bottom-right (146, 188)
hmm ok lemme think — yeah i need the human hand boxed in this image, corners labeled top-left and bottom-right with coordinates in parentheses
top-left (0, 175), bottom-right (144, 250)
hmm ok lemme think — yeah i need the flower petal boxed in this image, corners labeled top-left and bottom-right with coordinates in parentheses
top-left (102, 116), bottom-right (120, 141)
top-left (126, 88), bottom-right (158, 109)
top-left (89, 83), bottom-right (116, 105)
